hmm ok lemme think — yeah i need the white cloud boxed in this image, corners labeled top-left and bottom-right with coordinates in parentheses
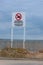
top-left (26, 35), bottom-right (43, 40)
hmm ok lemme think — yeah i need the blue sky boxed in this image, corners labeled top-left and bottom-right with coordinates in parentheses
top-left (0, 0), bottom-right (43, 40)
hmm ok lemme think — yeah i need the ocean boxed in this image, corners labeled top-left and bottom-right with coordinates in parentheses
top-left (0, 39), bottom-right (43, 51)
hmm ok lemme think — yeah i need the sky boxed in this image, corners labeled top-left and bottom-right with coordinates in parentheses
top-left (0, 0), bottom-right (43, 40)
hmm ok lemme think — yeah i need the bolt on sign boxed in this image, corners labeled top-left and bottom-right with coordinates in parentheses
top-left (12, 12), bottom-right (25, 27)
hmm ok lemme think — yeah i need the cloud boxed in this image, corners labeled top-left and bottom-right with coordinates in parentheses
top-left (0, 22), bottom-right (11, 30)
top-left (0, 22), bottom-right (11, 39)
top-left (26, 35), bottom-right (43, 40)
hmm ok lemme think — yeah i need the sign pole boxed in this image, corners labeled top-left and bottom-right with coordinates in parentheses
top-left (23, 26), bottom-right (25, 49)
top-left (11, 16), bottom-right (14, 48)
top-left (23, 13), bottom-right (25, 49)
top-left (11, 26), bottom-right (13, 48)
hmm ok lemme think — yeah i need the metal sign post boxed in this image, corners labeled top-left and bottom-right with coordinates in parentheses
top-left (11, 12), bottom-right (25, 48)
top-left (23, 24), bottom-right (25, 48)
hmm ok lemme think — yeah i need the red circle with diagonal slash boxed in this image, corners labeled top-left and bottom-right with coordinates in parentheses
top-left (15, 13), bottom-right (22, 21)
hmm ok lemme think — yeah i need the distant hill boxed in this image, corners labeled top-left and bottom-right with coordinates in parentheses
top-left (0, 39), bottom-right (43, 51)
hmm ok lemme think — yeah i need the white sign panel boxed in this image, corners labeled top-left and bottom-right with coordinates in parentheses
top-left (12, 12), bottom-right (25, 27)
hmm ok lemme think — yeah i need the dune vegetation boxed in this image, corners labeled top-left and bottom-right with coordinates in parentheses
top-left (0, 47), bottom-right (43, 59)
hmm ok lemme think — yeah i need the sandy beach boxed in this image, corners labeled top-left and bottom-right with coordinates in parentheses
top-left (0, 60), bottom-right (43, 65)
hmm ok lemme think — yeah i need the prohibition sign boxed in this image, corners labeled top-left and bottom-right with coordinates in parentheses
top-left (15, 13), bottom-right (22, 21)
